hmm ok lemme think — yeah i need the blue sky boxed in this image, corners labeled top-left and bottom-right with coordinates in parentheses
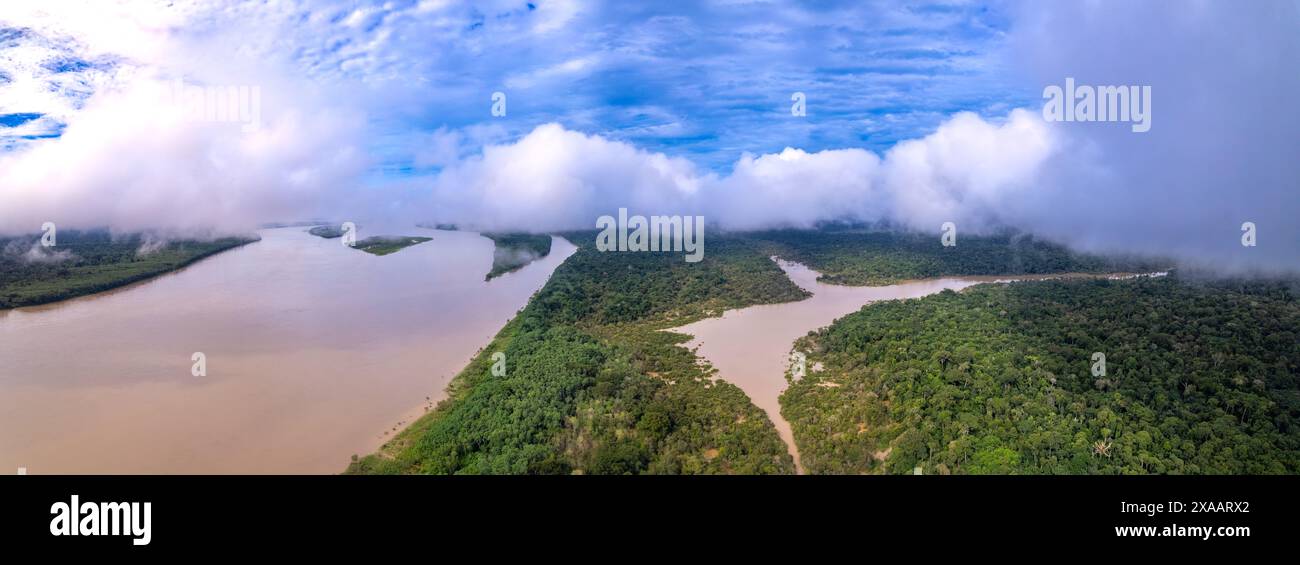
top-left (1, 0), bottom-right (1037, 173)
top-left (335, 0), bottom-right (1035, 175)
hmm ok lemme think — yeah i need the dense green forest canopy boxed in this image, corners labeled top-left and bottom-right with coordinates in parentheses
top-left (0, 230), bottom-right (256, 309)
top-left (781, 275), bottom-right (1300, 474)
top-left (347, 232), bottom-right (806, 474)
top-left (753, 229), bottom-right (1169, 285)
top-left (349, 227), bottom-right (1297, 475)
top-left (482, 233), bottom-right (553, 280)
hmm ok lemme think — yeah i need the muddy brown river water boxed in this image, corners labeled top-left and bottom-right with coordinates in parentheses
top-left (0, 226), bottom-right (575, 474)
top-left (670, 259), bottom-right (1164, 473)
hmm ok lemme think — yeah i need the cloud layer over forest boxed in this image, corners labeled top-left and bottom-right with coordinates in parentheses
top-left (0, 1), bottom-right (1295, 272)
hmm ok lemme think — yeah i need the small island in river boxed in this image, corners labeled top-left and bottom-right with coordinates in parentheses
top-left (483, 233), bottom-right (553, 280)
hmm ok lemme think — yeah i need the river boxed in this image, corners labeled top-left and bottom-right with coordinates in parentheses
top-left (669, 258), bottom-right (1159, 473)
top-left (0, 226), bottom-right (575, 474)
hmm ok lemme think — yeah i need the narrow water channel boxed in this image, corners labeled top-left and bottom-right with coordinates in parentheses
top-left (670, 258), bottom-right (1162, 473)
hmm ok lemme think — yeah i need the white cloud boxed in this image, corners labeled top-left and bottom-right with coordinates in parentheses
top-left (504, 55), bottom-right (599, 90)
top-left (426, 123), bottom-right (702, 232)
top-left (0, 0), bottom-right (185, 62)
top-left (0, 75), bottom-right (367, 236)
top-left (0, 1), bottom-right (371, 236)
top-left (424, 111), bottom-right (1056, 237)
top-left (882, 109), bottom-right (1053, 232)
top-left (0, 1), bottom-right (1293, 276)
top-left (1001, 0), bottom-right (1300, 272)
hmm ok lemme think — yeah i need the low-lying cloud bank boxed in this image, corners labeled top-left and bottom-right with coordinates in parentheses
top-left (1, 1), bottom-right (1295, 275)
top-left (3, 105), bottom-right (1295, 274)
top-left (0, 80), bottom-right (367, 236)
top-left (999, 0), bottom-right (1300, 275)
top-left (422, 110), bottom-right (1294, 274)
top-left (419, 0), bottom-right (1300, 274)
top-left (426, 112), bottom-right (1055, 236)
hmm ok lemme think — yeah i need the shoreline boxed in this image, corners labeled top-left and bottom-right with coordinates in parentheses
top-left (667, 257), bottom-right (1171, 474)
top-left (0, 229), bottom-right (577, 474)
top-left (352, 234), bottom-right (576, 472)
top-left (0, 235), bottom-right (261, 311)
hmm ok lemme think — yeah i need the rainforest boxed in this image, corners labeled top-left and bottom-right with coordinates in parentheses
top-left (347, 229), bottom-right (1297, 474)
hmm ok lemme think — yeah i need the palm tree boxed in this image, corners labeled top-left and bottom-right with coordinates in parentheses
top-left (1091, 440), bottom-right (1113, 458)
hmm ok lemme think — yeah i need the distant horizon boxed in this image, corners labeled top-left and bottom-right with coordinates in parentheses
top-left (1, 1), bottom-right (1297, 272)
